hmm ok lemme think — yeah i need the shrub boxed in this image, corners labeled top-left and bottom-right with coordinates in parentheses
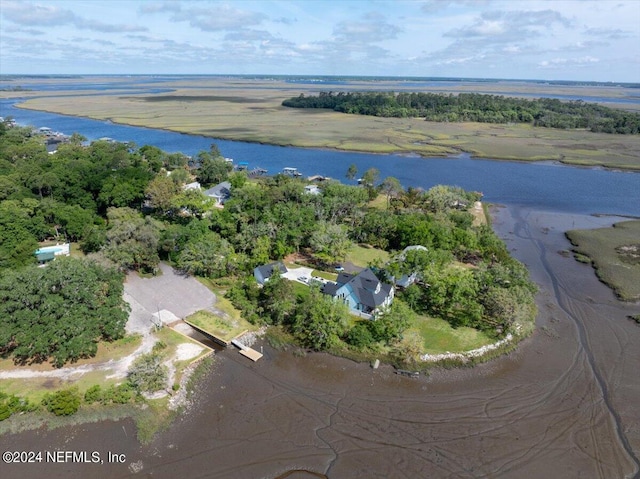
top-left (128, 353), bottom-right (168, 393)
top-left (84, 385), bottom-right (102, 404)
top-left (42, 387), bottom-right (81, 416)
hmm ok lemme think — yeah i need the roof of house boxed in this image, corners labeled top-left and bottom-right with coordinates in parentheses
top-left (204, 181), bottom-right (231, 199)
top-left (183, 181), bottom-right (201, 190)
top-left (255, 261), bottom-right (287, 280)
top-left (323, 268), bottom-right (393, 310)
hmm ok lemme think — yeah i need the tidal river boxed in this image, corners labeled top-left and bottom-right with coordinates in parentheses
top-left (0, 100), bottom-right (639, 479)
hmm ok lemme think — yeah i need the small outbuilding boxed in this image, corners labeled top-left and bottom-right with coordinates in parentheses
top-left (35, 243), bottom-right (71, 265)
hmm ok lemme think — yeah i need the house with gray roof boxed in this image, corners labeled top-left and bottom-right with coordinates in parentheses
top-left (322, 268), bottom-right (394, 317)
top-left (254, 262), bottom-right (288, 285)
top-left (204, 181), bottom-right (231, 206)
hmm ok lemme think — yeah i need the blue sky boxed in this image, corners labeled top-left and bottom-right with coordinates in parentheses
top-left (1, 0), bottom-right (639, 81)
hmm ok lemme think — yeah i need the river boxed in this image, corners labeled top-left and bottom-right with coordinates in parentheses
top-left (0, 90), bottom-right (639, 479)
top-left (1, 98), bottom-right (639, 217)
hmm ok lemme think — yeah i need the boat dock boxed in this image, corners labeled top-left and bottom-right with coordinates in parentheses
top-left (283, 167), bottom-right (302, 177)
top-left (231, 339), bottom-right (263, 362)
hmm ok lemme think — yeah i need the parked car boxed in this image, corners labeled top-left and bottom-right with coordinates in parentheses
top-left (298, 276), bottom-right (309, 283)
top-left (334, 265), bottom-right (345, 272)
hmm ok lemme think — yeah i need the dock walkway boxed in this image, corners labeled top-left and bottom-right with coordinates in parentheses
top-left (231, 339), bottom-right (263, 362)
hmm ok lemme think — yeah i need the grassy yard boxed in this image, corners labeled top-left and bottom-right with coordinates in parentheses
top-left (312, 270), bottom-right (339, 281)
top-left (407, 314), bottom-right (493, 354)
top-left (566, 220), bottom-right (640, 301)
top-left (345, 244), bottom-right (390, 268)
top-left (184, 310), bottom-right (252, 343)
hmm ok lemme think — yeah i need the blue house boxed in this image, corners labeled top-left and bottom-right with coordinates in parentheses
top-left (322, 268), bottom-right (394, 316)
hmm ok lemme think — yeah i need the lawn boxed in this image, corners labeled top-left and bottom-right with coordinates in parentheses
top-left (184, 309), bottom-right (254, 343)
top-left (155, 327), bottom-right (211, 386)
top-left (566, 220), bottom-right (640, 301)
top-left (345, 244), bottom-right (390, 268)
top-left (407, 314), bottom-right (493, 354)
top-left (312, 269), bottom-right (339, 281)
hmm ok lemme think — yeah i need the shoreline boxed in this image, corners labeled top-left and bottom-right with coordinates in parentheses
top-left (1, 204), bottom-right (638, 478)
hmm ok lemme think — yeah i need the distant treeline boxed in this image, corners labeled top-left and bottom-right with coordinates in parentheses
top-left (282, 92), bottom-right (640, 134)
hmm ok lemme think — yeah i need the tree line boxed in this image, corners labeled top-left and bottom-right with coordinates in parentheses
top-left (282, 91), bottom-right (640, 134)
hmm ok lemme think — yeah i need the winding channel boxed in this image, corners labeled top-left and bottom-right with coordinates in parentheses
top-left (512, 207), bottom-right (640, 478)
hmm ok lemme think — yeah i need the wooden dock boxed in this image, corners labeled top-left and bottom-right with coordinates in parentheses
top-left (231, 339), bottom-right (263, 362)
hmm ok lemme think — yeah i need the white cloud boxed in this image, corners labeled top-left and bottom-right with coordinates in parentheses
top-left (334, 12), bottom-right (402, 43)
top-left (1, 0), bottom-right (147, 33)
top-left (1, 0), bottom-right (638, 81)
top-left (445, 9), bottom-right (571, 42)
top-left (140, 2), bottom-right (266, 32)
top-left (538, 56), bottom-right (600, 69)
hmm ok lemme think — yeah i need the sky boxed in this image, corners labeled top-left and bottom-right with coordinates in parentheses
top-left (1, 0), bottom-right (639, 82)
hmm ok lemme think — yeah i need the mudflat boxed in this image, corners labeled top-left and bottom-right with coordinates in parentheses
top-left (1, 205), bottom-right (638, 479)
top-left (9, 76), bottom-right (640, 170)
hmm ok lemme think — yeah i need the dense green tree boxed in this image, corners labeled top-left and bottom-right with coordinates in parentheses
top-left (346, 163), bottom-right (358, 181)
top-left (381, 176), bottom-right (402, 208)
top-left (421, 265), bottom-right (483, 328)
top-left (283, 91), bottom-right (640, 134)
top-left (361, 168), bottom-right (380, 200)
top-left (98, 168), bottom-right (153, 209)
top-left (0, 257), bottom-right (128, 367)
top-left (259, 274), bottom-right (297, 325)
top-left (346, 321), bottom-right (375, 348)
top-left (146, 174), bottom-right (181, 214)
top-left (197, 155), bottom-right (232, 186)
top-left (170, 189), bottom-right (214, 218)
top-left (310, 221), bottom-right (352, 264)
top-left (292, 290), bottom-right (350, 350)
top-left (176, 231), bottom-right (235, 277)
top-left (0, 199), bottom-right (48, 270)
top-left (101, 207), bottom-right (163, 272)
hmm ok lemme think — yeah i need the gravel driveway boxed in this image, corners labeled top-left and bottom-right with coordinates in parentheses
top-left (124, 262), bottom-right (216, 334)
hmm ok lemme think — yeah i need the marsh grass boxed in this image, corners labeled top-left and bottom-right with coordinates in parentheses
top-left (566, 220), bottom-right (640, 301)
top-left (14, 79), bottom-right (640, 170)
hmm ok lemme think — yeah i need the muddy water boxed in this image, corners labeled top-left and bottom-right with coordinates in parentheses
top-left (1, 206), bottom-right (639, 479)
